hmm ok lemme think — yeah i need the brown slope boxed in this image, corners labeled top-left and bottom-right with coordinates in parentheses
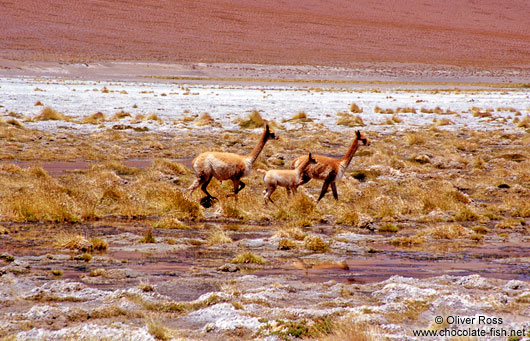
top-left (1, 0), bottom-right (530, 67)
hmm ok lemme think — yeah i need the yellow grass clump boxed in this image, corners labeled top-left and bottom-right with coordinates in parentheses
top-left (350, 103), bottom-right (363, 113)
top-left (146, 113), bottom-right (163, 123)
top-left (112, 111), bottom-right (132, 120)
top-left (237, 110), bottom-right (265, 129)
top-left (231, 251), bottom-right (266, 264)
top-left (196, 113), bottom-right (220, 127)
top-left (35, 106), bottom-right (69, 121)
top-left (304, 235), bottom-right (329, 252)
top-left (427, 224), bottom-right (469, 239)
top-left (82, 112), bottom-right (106, 124)
top-left (284, 111), bottom-right (313, 123)
top-left (516, 114), bottom-right (530, 128)
top-left (207, 229), bottom-right (233, 245)
top-left (337, 112), bottom-right (365, 127)
top-left (54, 233), bottom-right (91, 251)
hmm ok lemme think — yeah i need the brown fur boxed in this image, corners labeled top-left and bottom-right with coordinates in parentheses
top-left (187, 124), bottom-right (277, 202)
top-left (292, 130), bottom-right (370, 201)
top-left (258, 152), bottom-right (316, 204)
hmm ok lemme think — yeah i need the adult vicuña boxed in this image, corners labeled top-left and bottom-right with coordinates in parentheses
top-left (257, 152), bottom-right (316, 204)
top-left (291, 130), bottom-right (370, 201)
top-left (187, 124), bottom-right (277, 207)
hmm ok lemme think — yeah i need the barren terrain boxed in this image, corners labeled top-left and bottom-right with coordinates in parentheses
top-left (2, 0), bottom-right (530, 68)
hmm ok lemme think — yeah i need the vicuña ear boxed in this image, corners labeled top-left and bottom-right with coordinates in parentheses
top-left (355, 130), bottom-right (361, 138)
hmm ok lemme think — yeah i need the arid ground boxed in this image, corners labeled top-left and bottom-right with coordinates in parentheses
top-left (1, 1), bottom-right (530, 340)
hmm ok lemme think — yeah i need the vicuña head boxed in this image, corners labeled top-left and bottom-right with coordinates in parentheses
top-left (291, 130), bottom-right (370, 201)
top-left (187, 124), bottom-right (277, 207)
top-left (258, 152), bottom-right (316, 204)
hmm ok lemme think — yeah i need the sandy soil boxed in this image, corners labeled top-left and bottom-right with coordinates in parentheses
top-left (1, 0), bottom-right (530, 69)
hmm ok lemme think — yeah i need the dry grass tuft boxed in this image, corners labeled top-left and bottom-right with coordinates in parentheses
top-left (90, 238), bottom-right (108, 251)
top-left (35, 107), bottom-right (69, 121)
top-left (112, 111), bottom-right (132, 120)
top-left (153, 158), bottom-right (191, 175)
top-left (390, 235), bottom-right (424, 246)
top-left (516, 114), bottom-right (530, 128)
top-left (153, 216), bottom-right (190, 229)
top-left (304, 235), bottom-right (329, 252)
top-left (146, 113), bottom-right (163, 123)
top-left (139, 228), bottom-right (156, 243)
top-left (350, 103), bottom-right (363, 113)
top-left (207, 229), bottom-right (233, 245)
top-left (278, 238), bottom-right (298, 250)
top-left (284, 111), bottom-right (313, 123)
top-left (428, 224), bottom-right (469, 239)
top-left (319, 318), bottom-right (382, 341)
top-left (54, 233), bottom-right (91, 251)
top-left (273, 193), bottom-right (316, 221)
top-left (231, 251), bottom-right (266, 264)
top-left (6, 119), bottom-right (24, 128)
top-left (196, 113), bottom-right (220, 127)
top-left (337, 112), bottom-right (365, 127)
top-left (146, 319), bottom-right (173, 341)
top-left (405, 132), bottom-right (425, 145)
top-left (378, 223), bottom-right (399, 233)
top-left (82, 112), bottom-right (106, 124)
top-left (237, 110), bottom-right (265, 129)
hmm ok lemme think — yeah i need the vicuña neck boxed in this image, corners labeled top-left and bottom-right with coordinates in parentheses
top-left (247, 128), bottom-right (268, 165)
top-left (340, 137), bottom-right (360, 168)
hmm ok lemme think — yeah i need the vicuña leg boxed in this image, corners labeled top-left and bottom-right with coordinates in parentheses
top-left (331, 182), bottom-right (338, 200)
top-left (200, 174), bottom-right (216, 199)
top-left (318, 170), bottom-right (337, 202)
